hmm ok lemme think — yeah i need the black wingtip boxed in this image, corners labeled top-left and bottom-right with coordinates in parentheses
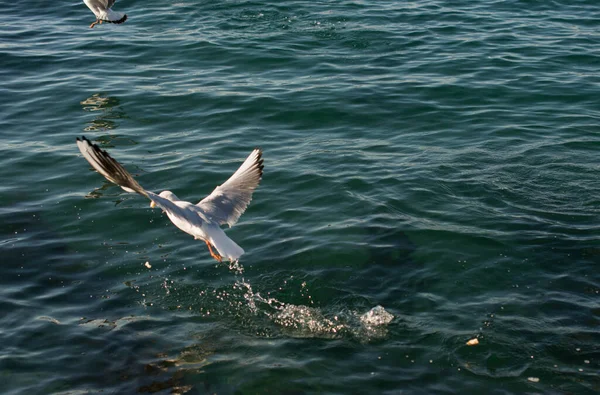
top-left (108, 14), bottom-right (127, 24)
top-left (255, 148), bottom-right (264, 177)
top-left (76, 136), bottom-right (108, 159)
top-left (77, 135), bottom-right (95, 147)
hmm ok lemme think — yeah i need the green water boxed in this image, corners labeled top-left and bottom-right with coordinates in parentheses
top-left (1, 1), bottom-right (599, 393)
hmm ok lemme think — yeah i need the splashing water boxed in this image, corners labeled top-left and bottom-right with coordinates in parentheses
top-left (226, 259), bottom-right (244, 275)
top-left (231, 278), bottom-right (395, 341)
top-left (360, 305), bottom-right (394, 327)
top-left (127, 256), bottom-right (394, 342)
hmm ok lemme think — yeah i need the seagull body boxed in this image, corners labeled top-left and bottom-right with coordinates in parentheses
top-left (83, 0), bottom-right (127, 28)
top-left (76, 136), bottom-right (263, 262)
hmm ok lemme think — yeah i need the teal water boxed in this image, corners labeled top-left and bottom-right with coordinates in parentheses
top-left (1, 0), bottom-right (599, 393)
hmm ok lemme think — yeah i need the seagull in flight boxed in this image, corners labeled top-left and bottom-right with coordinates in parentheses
top-left (83, 0), bottom-right (128, 28)
top-left (76, 136), bottom-right (264, 262)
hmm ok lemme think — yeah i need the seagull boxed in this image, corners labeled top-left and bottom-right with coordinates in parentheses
top-left (76, 136), bottom-right (263, 262)
top-left (83, 0), bottom-right (128, 29)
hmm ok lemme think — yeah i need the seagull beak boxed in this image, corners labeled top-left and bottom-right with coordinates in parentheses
top-left (150, 201), bottom-right (156, 208)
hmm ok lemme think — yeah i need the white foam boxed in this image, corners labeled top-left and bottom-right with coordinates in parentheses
top-left (359, 305), bottom-right (394, 327)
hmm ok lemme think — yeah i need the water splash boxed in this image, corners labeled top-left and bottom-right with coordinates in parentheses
top-left (269, 304), bottom-right (347, 339)
top-left (360, 305), bottom-right (394, 327)
top-left (125, 257), bottom-right (394, 342)
top-left (231, 278), bottom-right (395, 341)
top-left (226, 258), bottom-right (244, 275)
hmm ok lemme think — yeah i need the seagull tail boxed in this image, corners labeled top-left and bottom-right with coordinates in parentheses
top-left (209, 228), bottom-right (245, 262)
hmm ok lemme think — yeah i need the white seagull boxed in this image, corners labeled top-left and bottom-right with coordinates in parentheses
top-left (83, 0), bottom-right (128, 29)
top-left (76, 136), bottom-right (264, 262)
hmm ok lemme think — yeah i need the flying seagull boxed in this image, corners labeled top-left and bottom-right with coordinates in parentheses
top-left (83, 0), bottom-right (128, 28)
top-left (76, 136), bottom-right (263, 262)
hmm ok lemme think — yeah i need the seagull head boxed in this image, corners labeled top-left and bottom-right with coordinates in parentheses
top-left (150, 191), bottom-right (179, 208)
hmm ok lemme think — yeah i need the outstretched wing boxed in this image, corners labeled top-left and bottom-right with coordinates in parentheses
top-left (77, 136), bottom-right (148, 197)
top-left (76, 136), bottom-right (197, 223)
top-left (197, 149), bottom-right (264, 227)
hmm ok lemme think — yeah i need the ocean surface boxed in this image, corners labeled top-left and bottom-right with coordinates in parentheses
top-left (1, 1), bottom-right (599, 393)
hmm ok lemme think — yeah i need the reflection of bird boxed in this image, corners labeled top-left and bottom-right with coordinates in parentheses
top-left (80, 94), bottom-right (123, 132)
top-left (83, 0), bottom-right (127, 29)
top-left (76, 136), bottom-right (264, 262)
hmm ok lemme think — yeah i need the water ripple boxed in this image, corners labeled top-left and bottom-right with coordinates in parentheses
top-left (1, 0), bottom-right (600, 393)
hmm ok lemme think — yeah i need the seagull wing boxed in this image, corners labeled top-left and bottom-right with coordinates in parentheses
top-left (76, 136), bottom-right (147, 196)
top-left (84, 0), bottom-right (117, 11)
top-left (197, 149), bottom-right (264, 227)
top-left (84, 0), bottom-right (109, 15)
top-left (83, 0), bottom-right (126, 23)
top-left (76, 136), bottom-right (183, 216)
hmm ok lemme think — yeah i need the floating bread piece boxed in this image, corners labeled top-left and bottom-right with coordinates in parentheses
top-left (466, 338), bottom-right (479, 346)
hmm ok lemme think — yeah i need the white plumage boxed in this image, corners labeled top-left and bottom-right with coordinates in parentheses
top-left (76, 136), bottom-right (263, 262)
top-left (83, 0), bottom-right (127, 28)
